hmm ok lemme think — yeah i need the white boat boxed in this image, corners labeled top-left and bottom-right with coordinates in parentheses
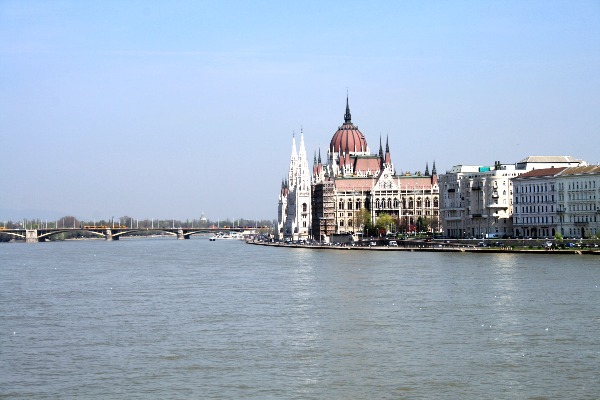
top-left (209, 232), bottom-right (244, 241)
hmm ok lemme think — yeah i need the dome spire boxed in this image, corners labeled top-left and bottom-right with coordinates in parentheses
top-left (344, 92), bottom-right (351, 124)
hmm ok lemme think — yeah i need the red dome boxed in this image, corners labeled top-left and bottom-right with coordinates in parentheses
top-left (329, 97), bottom-right (368, 154)
top-left (329, 122), bottom-right (368, 154)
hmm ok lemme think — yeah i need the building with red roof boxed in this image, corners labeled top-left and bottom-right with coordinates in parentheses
top-left (277, 96), bottom-right (439, 242)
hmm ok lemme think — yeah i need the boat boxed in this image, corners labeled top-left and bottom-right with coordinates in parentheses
top-left (209, 232), bottom-right (244, 241)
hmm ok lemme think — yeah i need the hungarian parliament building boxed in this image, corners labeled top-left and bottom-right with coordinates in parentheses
top-left (276, 98), bottom-right (439, 242)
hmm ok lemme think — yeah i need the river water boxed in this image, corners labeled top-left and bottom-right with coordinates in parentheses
top-left (1, 238), bottom-right (598, 399)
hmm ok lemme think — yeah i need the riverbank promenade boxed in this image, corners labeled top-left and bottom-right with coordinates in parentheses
top-left (247, 239), bottom-right (600, 256)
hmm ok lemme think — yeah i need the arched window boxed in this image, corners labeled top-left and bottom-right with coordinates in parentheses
top-left (356, 200), bottom-right (361, 210)
top-left (339, 201), bottom-right (344, 210)
top-left (417, 197), bottom-right (422, 208)
top-left (387, 198), bottom-right (392, 208)
top-left (348, 200), bottom-right (353, 210)
top-left (302, 203), bottom-right (307, 213)
top-left (408, 199), bottom-right (414, 208)
top-left (433, 197), bottom-right (439, 208)
top-left (425, 198), bottom-right (431, 208)
top-left (394, 198), bottom-right (399, 208)
top-left (376, 199), bottom-right (380, 208)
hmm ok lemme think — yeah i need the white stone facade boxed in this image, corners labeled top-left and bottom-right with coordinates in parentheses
top-left (439, 156), bottom-right (588, 239)
top-left (439, 163), bottom-right (519, 239)
top-left (556, 166), bottom-right (600, 239)
top-left (277, 132), bottom-right (312, 241)
top-left (512, 165), bottom-right (600, 239)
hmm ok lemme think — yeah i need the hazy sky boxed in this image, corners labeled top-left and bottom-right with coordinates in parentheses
top-left (1, 1), bottom-right (599, 221)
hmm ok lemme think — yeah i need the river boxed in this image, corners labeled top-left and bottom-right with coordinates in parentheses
top-left (1, 237), bottom-right (598, 399)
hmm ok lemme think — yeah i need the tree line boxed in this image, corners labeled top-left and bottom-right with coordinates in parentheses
top-left (353, 208), bottom-right (438, 237)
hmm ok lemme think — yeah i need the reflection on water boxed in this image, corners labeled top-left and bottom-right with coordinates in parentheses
top-left (0, 240), bottom-right (598, 399)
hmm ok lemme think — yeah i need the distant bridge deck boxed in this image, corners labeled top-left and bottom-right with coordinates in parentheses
top-left (0, 227), bottom-right (248, 243)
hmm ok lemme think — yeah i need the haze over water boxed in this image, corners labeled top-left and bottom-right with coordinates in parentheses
top-left (1, 238), bottom-right (599, 399)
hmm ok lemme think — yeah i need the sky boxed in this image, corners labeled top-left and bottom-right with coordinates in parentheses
top-left (1, 0), bottom-right (599, 221)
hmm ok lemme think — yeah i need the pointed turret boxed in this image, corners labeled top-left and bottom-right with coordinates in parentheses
top-left (425, 162), bottom-right (430, 176)
top-left (431, 161), bottom-right (438, 185)
top-left (344, 94), bottom-right (351, 123)
top-left (384, 135), bottom-right (392, 167)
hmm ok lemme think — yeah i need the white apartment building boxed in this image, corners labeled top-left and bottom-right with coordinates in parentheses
top-left (512, 168), bottom-right (564, 238)
top-left (439, 161), bottom-right (519, 238)
top-left (439, 156), bottom-right (587, 239)
top-left (513, 165), bottom-right (600, 239)
top-left (557, 165), bottom-right (600, 238)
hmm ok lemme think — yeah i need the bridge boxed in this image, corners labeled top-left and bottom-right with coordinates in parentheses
top-left (0, 227), bottom-right (247, 243)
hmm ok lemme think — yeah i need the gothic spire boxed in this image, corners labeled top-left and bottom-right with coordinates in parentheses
top-left (432, 161), bottom-right (437, 175)
top-left (384, 135), bottom-right (392, 167)
top-left (378, 134), bottom-right (383, 159)
top-left (344, 94), bottom-right (352, 123)
top-left (425, 162), bottom-right (430, 176)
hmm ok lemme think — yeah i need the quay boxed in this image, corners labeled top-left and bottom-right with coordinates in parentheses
top-left (247, 239), bottom-right (600, 256)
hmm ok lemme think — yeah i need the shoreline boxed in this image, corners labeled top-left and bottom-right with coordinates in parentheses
top-left (247, 240), bottom-right (600, 256)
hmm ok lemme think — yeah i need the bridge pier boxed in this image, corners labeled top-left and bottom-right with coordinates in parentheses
top-left (26, 229), bottom-right (45, 243)
top-left (105, 229), bottom-right (119, 241)
top-left (177, 229), bottom-right (190, 240)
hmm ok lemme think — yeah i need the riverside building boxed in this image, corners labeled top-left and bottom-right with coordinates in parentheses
top-left (439, 156), bottom-right (587, 239)
top-left (513, 165), bottom-right (600, 239)
top-left (277, 97), bottom-right (439, 242)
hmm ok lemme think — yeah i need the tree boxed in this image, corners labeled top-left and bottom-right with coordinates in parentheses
top-left (355, 208), bottom-right (372, 235)
top-left (416, 216), bottom-right (430, 233)
top-left (398, 216), bottom-right (409, 234)
top-left (375, 213), bottom-right (395, 235)
top-left (554, 232), bottom-right (564, 243)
